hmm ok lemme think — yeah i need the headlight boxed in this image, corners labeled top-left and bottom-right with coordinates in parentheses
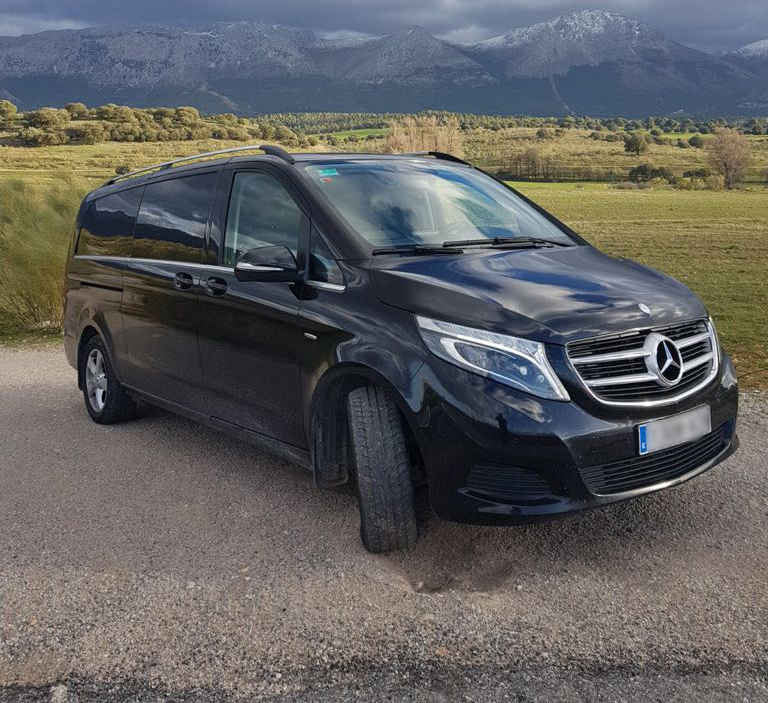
top-left (416, 315), bottom-right (569, 401)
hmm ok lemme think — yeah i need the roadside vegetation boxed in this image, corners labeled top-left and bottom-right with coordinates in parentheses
top-left (0, 105), bottom-right (765, 385)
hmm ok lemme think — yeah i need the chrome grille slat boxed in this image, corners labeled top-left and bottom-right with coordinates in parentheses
top-left (677, 331), bottom-right (711, 349)
top-left (682, 351), bottom-right (713, 372)
top-left (571, 348), bottom-right (651, 365)
top-left (586, 372), bottom-right (657, 387)
top-left (566, 319), bottom-right (718, 406)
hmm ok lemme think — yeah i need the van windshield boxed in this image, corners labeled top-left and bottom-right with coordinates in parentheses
top-left (303, 161), bottom-right (575, 249)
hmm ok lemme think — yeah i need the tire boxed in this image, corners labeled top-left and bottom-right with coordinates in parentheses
top-left (80, 336), bottom-right (136, 425)
top-left (347, 386), bottom-right (419, 553)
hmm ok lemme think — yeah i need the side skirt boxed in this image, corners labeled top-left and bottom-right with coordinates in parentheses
top-left (124, 385), bottom-right (312, 470)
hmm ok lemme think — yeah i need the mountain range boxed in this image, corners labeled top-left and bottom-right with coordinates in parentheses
top-left (0, 10), bottom-right (765, 116)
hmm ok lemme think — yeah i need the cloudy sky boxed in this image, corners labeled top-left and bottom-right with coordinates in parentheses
top-left (0, 0), bottom-right (765, 52)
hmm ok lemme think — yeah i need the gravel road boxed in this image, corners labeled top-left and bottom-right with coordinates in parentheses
top-left (1, 346), bottom-right (766, 702)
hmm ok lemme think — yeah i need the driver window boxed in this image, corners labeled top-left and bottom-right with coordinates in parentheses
top-left (222, 171), bottom-right (303, 267)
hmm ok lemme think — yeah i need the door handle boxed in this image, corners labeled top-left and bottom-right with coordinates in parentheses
top-left (173, 271), bottom-right (194, 291)
top-left (205, 276), bottom-right (228, 296)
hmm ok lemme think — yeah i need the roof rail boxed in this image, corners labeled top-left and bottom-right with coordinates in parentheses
top-left (103, 143), bottom-right (296, 186)
top-left (403, 151), bottom-right (471, 166)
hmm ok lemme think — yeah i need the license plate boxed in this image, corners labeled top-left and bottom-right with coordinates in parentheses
top-left (638, 406), bottom-right (711, 456)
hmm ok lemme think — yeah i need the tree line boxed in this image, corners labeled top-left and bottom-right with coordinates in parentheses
top-left (0, 102), bottom-right (321, 148)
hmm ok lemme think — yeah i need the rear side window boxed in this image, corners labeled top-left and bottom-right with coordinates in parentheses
top-left (222, 171), bottom-right (304, 267)
top-left (132, 172), bottom-right (217, 263)
top-left (77, 188), bottom-right (142, 257)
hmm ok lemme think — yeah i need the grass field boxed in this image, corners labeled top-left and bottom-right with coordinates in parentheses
top-left (0, 141), bottom-right (765, 387)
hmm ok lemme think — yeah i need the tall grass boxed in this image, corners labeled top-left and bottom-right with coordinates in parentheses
top-left (0, 175), bottom-right (86, 332)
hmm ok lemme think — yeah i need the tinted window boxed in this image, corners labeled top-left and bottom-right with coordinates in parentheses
top-left (222, 171), bottom-right (303, 267)
top-left (132, 172), bottom-right (217, 263)
top-left (303, 162), bottom-right (573, 248)
top-left (309, 230), bottom-right (344, 287)
top-left (77, 188), bottom-right (142, 257)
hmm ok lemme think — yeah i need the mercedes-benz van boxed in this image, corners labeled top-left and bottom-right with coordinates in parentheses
top-left (64, 146), bottom-right (739, 553)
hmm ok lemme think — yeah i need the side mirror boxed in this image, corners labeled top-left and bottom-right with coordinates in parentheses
top-left (234, 245), bottom-right (298, 283)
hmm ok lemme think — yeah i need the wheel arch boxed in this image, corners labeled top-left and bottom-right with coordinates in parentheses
top-left (309, 363), bottom-right (425, 490)
top-left (75, 320), bottom-right (110, 390)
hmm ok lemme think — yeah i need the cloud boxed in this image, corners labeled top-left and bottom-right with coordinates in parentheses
top-left (0, 0), bottom-right (765, 52)
top-left (0, 12), bottom-right (86, 35)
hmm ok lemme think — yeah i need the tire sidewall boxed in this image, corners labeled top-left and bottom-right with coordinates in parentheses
top-left (80, 337), bottom-right (119, 422)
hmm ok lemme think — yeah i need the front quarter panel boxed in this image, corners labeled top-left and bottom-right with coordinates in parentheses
top-left (298, 263), bottom-right (427, 438)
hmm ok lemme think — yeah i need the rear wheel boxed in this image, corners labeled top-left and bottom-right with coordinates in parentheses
top-left (347, 386), bottom-right (419, 553)
top-left (81, 336), bottom-right (136, 424)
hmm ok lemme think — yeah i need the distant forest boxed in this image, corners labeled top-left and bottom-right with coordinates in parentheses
top-left (1, 102), bottom-right (767, 149)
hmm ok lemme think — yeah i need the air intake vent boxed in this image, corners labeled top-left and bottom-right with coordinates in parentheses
top-left (580, 423), bottom-right (728, 496)
top-left (464, 465), bottom-right (551, 502)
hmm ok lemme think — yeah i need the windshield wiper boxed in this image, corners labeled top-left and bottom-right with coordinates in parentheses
top-left (443, 237), bottom-right (570, 249)
top-left (371, 245), bottom-right (462, 256)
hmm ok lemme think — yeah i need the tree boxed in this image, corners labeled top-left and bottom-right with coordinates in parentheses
top-left (25, 108), bottom-right (70, 130)
top-left (64, 102), bottom-right (88, 119)
top-left (708, 128), bottom-right (751, 189)
top-left (385, 114), bottom-right (464, 157)
top-left (521, 147), bottom-right (542, 178)
top-left (624, 132), bottom-right (649, 157)
top-left (0, 99), bottom-right (17, 128)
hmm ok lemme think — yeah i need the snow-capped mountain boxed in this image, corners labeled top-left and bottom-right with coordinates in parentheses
top-left (0, 11), bottom-right (762, 115)
top-left (467, 10), bottom-right (668, 78)
top-left (729, 39), bottom-right (768, 60)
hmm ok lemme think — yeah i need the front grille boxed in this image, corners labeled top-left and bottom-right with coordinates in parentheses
top-left (567, 319), bottom-right (717, 405)
top-left (580, 423), bottom-right (728, 495)
top-left (463, 464), bottom-right (551, 502)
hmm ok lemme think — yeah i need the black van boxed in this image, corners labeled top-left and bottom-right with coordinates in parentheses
top-left (64, 146), bottom-right (739, 553)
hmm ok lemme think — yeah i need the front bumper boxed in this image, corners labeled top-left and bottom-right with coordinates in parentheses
top-left (400, 352), bottom-right (739, 525)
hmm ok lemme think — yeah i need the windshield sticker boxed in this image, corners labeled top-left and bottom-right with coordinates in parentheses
top-left (317, 168), bottom-right (339, 177)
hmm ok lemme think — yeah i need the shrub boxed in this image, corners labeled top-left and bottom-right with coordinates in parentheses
top-left (18, 127), bottom-right (68, 146)
top-left (611, 181), bottom-right (653, 190)
top-left (64, 102), bottom-right (88, 119)
top-left (385, 114), bottom-right (464, 156)
top-left (536, 127), bottom-right (555, 140)
top-left (682, 168), bottom-right (712, 179)
top-left (688, 134), bottom-right (705, 148)
top-left (25, 108), bottom-right (71, 130)
top-left (0, 177), bottom-right (86, 331)
top-left (628, 163), bottom-right (675, 183)
top-left (226, 126), bottom-right (249, 141)
top-left (674, 175), bottom-right (725, 191)
top-left (66, 122), bottom-right (107, 145)
top-left (0, 99), bottom-right (17, 128)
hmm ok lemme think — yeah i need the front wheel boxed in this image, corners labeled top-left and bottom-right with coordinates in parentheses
top-left (80, 336), bottom-right (136, 424)
top-left (347, 386), bottom-right (419, 553)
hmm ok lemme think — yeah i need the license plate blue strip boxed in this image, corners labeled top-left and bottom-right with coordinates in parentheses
top-left (638, 425), bottom-right (648, 455)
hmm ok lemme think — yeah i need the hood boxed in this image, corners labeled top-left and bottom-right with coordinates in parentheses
top-left (368, 245), bottom-right (706, 345)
